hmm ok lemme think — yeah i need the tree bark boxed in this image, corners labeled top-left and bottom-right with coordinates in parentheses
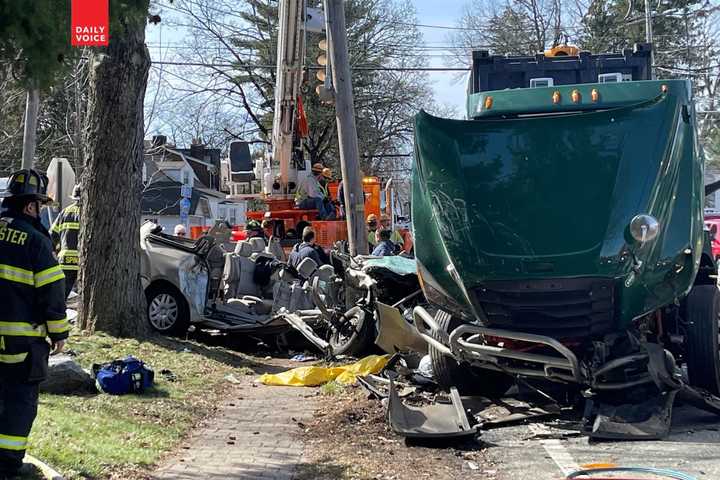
top-left (78, 8), bottom-right (150, 337)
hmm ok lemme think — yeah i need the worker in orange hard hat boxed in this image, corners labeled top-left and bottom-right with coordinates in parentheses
top-left (295, 163), bottom-right (333, 219)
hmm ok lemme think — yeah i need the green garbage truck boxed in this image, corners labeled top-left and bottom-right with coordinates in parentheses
top-left (411, 44), bottom-right (720, 435)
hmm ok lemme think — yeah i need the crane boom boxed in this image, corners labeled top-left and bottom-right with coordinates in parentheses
top-left (272, 0), bottom-right (306, 193)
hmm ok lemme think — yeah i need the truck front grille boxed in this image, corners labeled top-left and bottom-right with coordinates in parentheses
top-left (472, 277), bottom-right (615, 339)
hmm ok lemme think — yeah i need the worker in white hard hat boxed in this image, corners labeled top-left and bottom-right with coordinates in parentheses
top-left (174, 224), bottom-right (187, 238)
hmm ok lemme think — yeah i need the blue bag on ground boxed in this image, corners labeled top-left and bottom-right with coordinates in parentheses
top-left (92, 356), bottom-right (155, 395)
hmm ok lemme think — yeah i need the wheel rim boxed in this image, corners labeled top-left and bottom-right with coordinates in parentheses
top-left (330, 309), bottom-right (363, 348)
top-left (148, 293), bottom-right (179, 331)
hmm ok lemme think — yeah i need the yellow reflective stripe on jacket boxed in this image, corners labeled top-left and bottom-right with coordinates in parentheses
top-left (64, 205), bottom-right (80, 214)
top-left (46, 317), bottom-right (70, 334)
top-left (59, 249), bottom-right (79, 257)
top-left (0, 433), bottom-right (28, 451)
top-left (34, 265), bottom-right (65, 288)
top-left (60, 265), bottom-right (80, 271)
top-left (0, 322), bottom-right (46, 337)
top-left (53, 222), bottom-right (80, 232)
top-left (0, 352), bottom-right (28, 364)
top-left (0, 264), bottom-right (34, 286)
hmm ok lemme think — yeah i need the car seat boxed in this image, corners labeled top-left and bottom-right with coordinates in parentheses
top-left (266, 236), bottom-right (286, 262)
top-left (222, 241), bottom-right (259, 299)
top-left (206, 244), bottom-right (226, 298)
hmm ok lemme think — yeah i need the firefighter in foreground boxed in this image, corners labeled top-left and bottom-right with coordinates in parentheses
top-left (51, 184), bottom-right (81, 298)
top-left (0, 169), bottom-right (69, 479)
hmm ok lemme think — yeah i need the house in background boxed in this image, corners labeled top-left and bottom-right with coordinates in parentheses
top-left (142, 137), bottom-right (246, 234)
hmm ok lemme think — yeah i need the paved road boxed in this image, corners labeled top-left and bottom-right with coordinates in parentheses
top-left (481, 405), bottom-right (720, 479)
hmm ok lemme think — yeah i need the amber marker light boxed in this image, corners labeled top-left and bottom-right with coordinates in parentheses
top-left (591, 88), bottom-right (600, 102)
top-left (571, 89), bottom-right (581, 103)
top-left (552, 91), bottom-right (561, 104)
top-left (484, 96), bottom-right (493, 109)
top-left (661, 84), bottom-right (669, 93)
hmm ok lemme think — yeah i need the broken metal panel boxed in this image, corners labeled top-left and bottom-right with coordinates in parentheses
top-left (585, 390), bottom-right (677, 441)
top-left (676, 386), bottom-right (720, 417)
top-left (387, 380), bottom-right (477, 438)
top-left (282, 312), bottom-right (330, 353)
top-left (357, 375), bottom-right (387, 399)
top-left (178, 255), bottom-right (209, 319)
top-left (474, 401), bottom-right (558, 429)
top-left (374, 301), bottom-right (427, 354)
top-left (345, 267), bottom-right (376, 290)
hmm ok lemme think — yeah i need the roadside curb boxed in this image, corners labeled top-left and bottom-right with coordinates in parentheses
top-left (24, 454), bottom-right (64, 480)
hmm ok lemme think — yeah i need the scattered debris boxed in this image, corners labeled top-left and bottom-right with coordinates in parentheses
top-left (387, 380), bottom-right (476, 439)
top-left (291, 353), bottom-right (318, 362)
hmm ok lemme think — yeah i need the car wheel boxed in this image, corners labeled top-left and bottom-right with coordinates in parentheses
top-left (329, 306), bottom-right (375, 357)
top-left (147, 285), bottom-right (190, 336)
top-left (685, 284), bottom-right (720, 395)
top-left (430, 310), bottom-right (514, 397)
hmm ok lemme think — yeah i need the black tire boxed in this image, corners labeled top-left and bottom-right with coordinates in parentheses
top-left (430, 310), bottom-right (514, 397)
top-left (146, 284), bottom-right (190, 336)
top-left (329, 307), bottom-right (375, 357)
top-left (685, 284), bottom-right (720, 395)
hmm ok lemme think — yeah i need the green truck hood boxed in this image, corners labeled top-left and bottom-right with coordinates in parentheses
top-left (413, 80), bottom-right (703, 321)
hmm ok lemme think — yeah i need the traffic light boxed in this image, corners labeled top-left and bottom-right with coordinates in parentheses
top-left (315, 35), bottom-right (334, 103)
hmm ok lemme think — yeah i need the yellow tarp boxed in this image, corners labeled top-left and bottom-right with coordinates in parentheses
top-left (259, 354), bottom-right (390, 387)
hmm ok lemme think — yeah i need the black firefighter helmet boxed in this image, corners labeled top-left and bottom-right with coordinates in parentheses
top-left (1, 169), bottom-right (50, 203)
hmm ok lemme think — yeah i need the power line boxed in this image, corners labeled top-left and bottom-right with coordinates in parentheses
top-left (376, 19), bottom-right (585, 33)
top-left (151, 60), bottom-right (470, 71)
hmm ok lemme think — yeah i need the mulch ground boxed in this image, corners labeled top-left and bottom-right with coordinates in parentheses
top-left (295, 385), bottom-right (501, 480)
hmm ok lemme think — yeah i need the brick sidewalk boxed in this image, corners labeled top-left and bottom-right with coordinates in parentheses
top-left (154, 381), bottom-right (316, 480)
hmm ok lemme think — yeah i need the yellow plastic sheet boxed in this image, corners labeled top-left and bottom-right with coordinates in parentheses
top-left (259, 355), bottom-right (390, 387)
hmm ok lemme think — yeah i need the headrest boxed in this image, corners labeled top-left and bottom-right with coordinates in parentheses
top-left (234, 241), bottom-right (253, 257)
top-left (249, 237), bottom-right (266, 252)
top-left (250, 251), bottom-right (274, 262)
top-left (296, 257), bottom-right (319, 278)
top-left (317, 264), bottom-right (334, 282)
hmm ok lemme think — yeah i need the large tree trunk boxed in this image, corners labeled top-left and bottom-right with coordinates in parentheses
top-left (78, 7), bottom-right (150, 337)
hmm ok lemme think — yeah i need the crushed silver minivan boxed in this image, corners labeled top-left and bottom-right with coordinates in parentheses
top-left (139, 221), bottom-right (329, 336)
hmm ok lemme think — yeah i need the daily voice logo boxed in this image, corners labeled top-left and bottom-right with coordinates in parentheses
top-left (71, 0), bottom-right (109, 46)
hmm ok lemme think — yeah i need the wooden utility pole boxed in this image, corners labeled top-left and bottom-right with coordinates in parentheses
top-left (644, 0), bottom-right (655, 79)
top-left (21, 87), bottom-right (40, 169)
top-left (328, 0), bottom-right (368, 255)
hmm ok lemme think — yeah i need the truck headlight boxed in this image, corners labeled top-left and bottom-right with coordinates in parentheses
top-left (629, 214), bottom-right (660, 243)
top-left (417, 260), bottom-right (467, 314)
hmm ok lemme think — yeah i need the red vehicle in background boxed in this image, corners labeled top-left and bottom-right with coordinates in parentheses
top-left (704, 209), bottom-right (720, 260)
